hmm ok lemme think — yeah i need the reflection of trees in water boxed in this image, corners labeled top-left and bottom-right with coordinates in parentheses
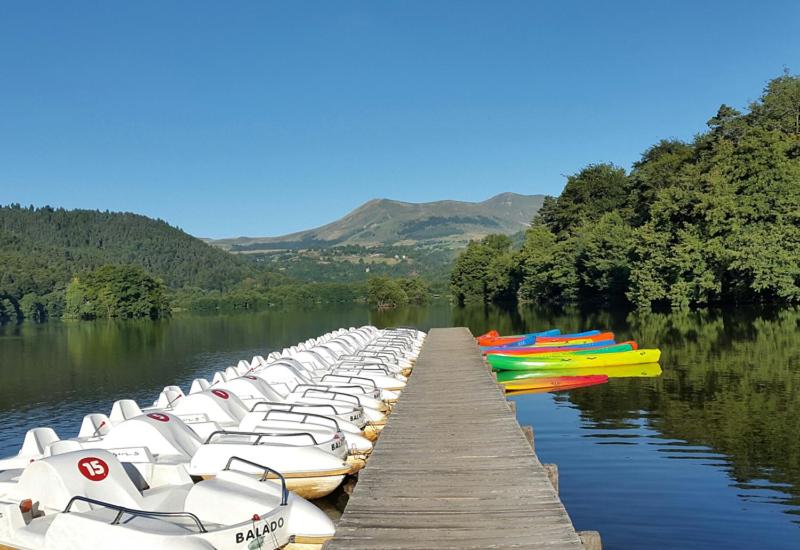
top-left (0, 307), bottom-right (375, 411)
top-left (448, 303), bottom-right (800, 512)
top-left (568, 308), bottom-right (800, 513)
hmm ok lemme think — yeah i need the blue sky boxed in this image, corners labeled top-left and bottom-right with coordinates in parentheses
top-left (1, 1), bottom-right (798, 238)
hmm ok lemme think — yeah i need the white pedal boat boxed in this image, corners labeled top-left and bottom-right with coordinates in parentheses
top-left (206, 372), bottom-right (387, 428)
top-left (146, 388), bottom-right (372, 464)
top-left (279, 352), bottom-right (407, 392)
top-left (246, 363), bottom-right (391, 411)
top-left (2, 411), bottom-right (352, 500)
top-left (190, 378), bottom-right (365, 433)
top-left (223, 362), bottom-right (397, 405)
top-left (0, 449), bottom-right (334, 549)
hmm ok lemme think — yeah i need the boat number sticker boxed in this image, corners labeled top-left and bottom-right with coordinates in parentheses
top-left (77, 457), bottom-right (109, 481)
top-left (147, 412), bottom-right (170, 422)
top-left (211, 389), bottom-right (230, 399)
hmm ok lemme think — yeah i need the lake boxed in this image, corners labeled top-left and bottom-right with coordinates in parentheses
top-left (1, 303), bottom-right (798, 548)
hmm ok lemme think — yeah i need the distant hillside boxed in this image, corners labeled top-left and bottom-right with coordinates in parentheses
top-left (209, 192), bottom-right (545, 252)
top-left (0, 205), bottom-right (254, 294)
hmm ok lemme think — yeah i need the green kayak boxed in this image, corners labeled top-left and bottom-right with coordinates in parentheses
top-left (496, 362), bottom-right (663, 382)
top-left (487, 349), bottom-right (662, 371)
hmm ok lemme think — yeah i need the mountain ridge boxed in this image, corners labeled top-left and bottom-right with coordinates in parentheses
top-left (209, 192), bottom-right (546, 251)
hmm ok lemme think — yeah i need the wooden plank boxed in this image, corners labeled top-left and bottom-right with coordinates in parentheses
top-left (325, 327), bottom-right (586, 549)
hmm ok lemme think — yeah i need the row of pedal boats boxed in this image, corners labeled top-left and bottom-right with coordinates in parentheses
top-left (477, 329), bottom-right (662, 393)
top-left (0, 326), bottom-right (425, 550)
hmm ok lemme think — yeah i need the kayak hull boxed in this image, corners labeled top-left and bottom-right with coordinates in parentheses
top-left (489, 342), bottom-right (636, 357)
top-left (497, 363), bottom-right (663, 382)
top-left (488, 349), bottom-right (662, 371)
top-left (501, 374), bottom-right (609, 391)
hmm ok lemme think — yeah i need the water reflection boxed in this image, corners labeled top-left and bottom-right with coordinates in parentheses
top-left (495, 306), bottom-right (800, 549)
top-left (0, 303), bottom-right (798, 548)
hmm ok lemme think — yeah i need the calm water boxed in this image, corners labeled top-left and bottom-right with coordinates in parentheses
top-left (1, 303), bottom-right (799, 548)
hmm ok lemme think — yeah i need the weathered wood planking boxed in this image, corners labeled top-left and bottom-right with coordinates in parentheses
top-left (325, 327), bottom-right (585, 550)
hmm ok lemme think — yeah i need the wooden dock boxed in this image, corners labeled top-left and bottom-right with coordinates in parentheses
top-left (325, 327), bottom-right (593, 550)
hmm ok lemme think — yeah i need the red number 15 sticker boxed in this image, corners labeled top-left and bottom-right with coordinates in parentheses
top-left (78, 457), bottom-right (109, 481)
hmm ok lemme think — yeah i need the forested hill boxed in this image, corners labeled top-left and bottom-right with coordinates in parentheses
top-left (0, 206), bottom-right (253, 290)
top-left (0, 206), bottom-right (423, 324)
top-left (0, 206), bottom-right (275, 322)
top-left (451, 73), bottom-right (800, 310)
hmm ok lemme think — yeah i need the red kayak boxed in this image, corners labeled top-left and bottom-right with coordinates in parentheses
top-left (502, 374), bottom-right (609, 392)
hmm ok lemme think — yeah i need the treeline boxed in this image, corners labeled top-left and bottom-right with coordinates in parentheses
top-left (452, 73), bottom-right (800, 310)
top-left (366, 276), bottom-right (429, 309)
top-left (0, 205), bottom-right (432, 324)
top-left (174, 275), bottom-right (429, 313)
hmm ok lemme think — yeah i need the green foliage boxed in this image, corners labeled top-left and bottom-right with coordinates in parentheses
top-left (63, 265), bottom-right (171, 320)
top-left (573, 212), bottom-right (635, 302)
top-left (0, 206), bottom-right (379, 323)
top-left (450, 234), bottom-right (515, 305)
top-left (398, 277), bottom-right (430, 305)
top-left (538, 163), bottom-right (631, 234)
top-left (453, 73), bottom-right (800, 310)
top-left (516, 224), bottom-right (578, 304)
top-left (0, 206), bottom-right (254, 290)
top-left (0, 206), bottom-right (260, 323)
top-left (18, 293), bottom-right (46, 323)
top-left (367, 277), bottom-right (409, 309)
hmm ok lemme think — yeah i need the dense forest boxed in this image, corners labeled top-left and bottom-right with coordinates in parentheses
top-left (0, 206), bottom-right (429, 324)
top-left (452, 73), bottom-right (800, 310)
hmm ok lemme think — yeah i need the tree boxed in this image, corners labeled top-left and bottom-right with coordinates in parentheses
top-left (748, 72), bottom-right (800, 135)
top-left (455, 72), bottom-right (800, 311)
top-left (573, 212), bottom-right (634, 303)
top-left (516, 223), bottom-right (578, 305)
top-left (628, 140), bottom-right (694, 225)
top-left (450, 235), bottom-right (514, 305)
top-left (367, 277), bottom-right (408, 309)
top-left (63, 265), bottom-right (171, 320)
top-left (539, 163), bottom-right (631, 234)
top-left (398, 277), bottom-right (429, 305)
top-left (19, 293), bottom-right (46, 322)
top-left (0, 298), bottom-right (17, 324)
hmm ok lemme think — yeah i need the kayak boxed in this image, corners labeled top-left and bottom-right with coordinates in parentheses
top-left (497, 362), bottom-right (662, 383)
top-left (479, 331), bottom-right (615, 349)
top-left (501, 374), bottom-right (609, 392)
top-left (477, 330), bottom-right (559, 346)
top-left (476, 329), bottom-right (599, 346)
top-left (481, 339), bottom-right (620, 354)
top-left (480, 337), bottom-right (609, 352)
top-left (489, 341), bottom-right (637, 357)
top-left (478, 329), bottom-right (560, 340)
top-left (530, 331), bottom-right (615, 344)
top-left (487, 349), bottom-right (662, 371)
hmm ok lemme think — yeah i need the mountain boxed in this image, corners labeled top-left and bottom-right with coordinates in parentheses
top-left (0, 205), bottom-right (256, 295)
top-left (210, 192), bottom-right (546, 252)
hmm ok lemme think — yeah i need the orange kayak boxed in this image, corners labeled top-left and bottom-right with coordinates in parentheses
top-left (532, 331), bottom-right (615, 344)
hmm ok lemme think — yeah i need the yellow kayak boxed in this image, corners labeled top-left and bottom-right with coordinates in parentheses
top-left (499, 363), bottom-right (663, 383)
top-left (488, 349), bottom-right (662, 371)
